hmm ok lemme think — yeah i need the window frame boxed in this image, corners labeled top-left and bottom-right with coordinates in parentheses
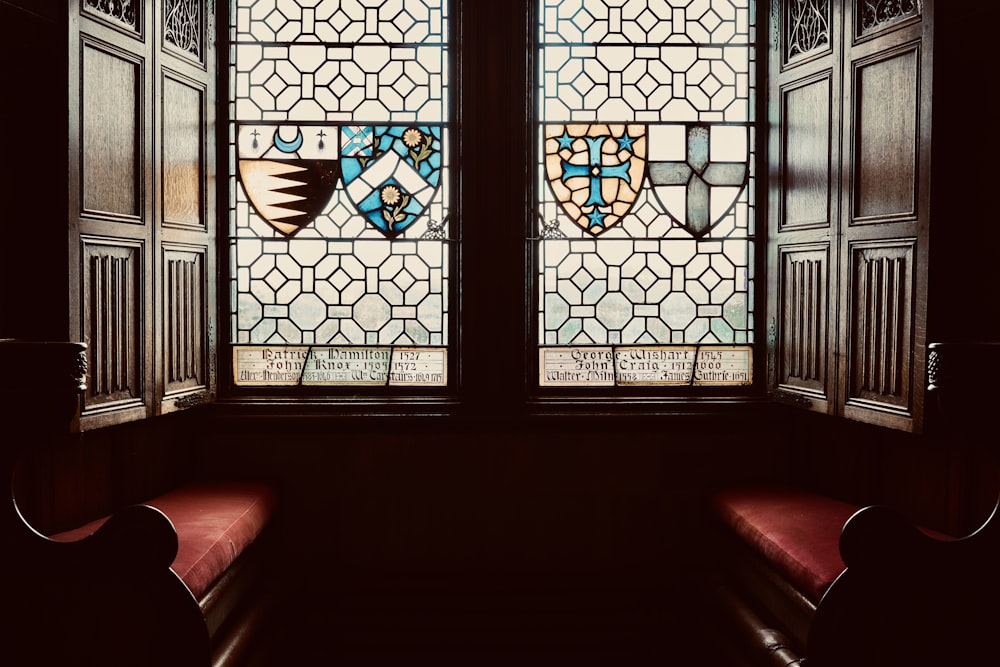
top-left (214, 0), bottom-right (770, 420)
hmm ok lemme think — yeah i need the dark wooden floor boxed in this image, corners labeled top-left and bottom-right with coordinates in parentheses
top-left (258, 583), bottom-right (725, 665)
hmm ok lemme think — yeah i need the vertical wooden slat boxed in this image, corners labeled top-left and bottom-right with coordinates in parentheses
top-left (163, 251), bottom-right (206, 392)
top-left (117, 255), bottom-right (127, 392)
top-left (93, 255), bottom-right (103, 394)
top-left (804, 260), bottom-right (812, 379)
top-left (889, 256), bottom-right (902, 394)
top-left (169, 258), bottom-right (178, 383)
top-left (849, 245), bottom-right (913, 409)
top-left (778, 248), bottom-right (828, 395)
top-left (791, 259), bottom-right (801, 378)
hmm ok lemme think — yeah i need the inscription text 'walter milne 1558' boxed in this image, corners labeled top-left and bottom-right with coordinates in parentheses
top-left (539, 346), bottom-right (752, 387)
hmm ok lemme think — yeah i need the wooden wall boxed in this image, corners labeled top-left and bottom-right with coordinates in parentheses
top-left (2, 2), bottom-right (998, 661)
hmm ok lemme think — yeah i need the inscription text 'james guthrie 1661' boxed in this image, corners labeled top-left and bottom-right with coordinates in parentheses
top-left (539, 346), bottom-right (752, 387)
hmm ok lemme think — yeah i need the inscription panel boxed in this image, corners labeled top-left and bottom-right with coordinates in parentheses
top-left (234, 346), bottom-right (447, 387)
top-left (82, 43), bottom-right (142, 219)
top-left (539, 346), bottom-right (752, 387)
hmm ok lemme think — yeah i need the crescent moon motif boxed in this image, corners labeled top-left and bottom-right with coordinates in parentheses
top-left (274, 128), bottom-right (304, 154)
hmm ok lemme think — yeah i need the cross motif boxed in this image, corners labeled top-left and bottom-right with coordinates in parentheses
top-left (560, 136), bottom-right (632, 228)
top-left (648, 125), bottom-right (748, 236)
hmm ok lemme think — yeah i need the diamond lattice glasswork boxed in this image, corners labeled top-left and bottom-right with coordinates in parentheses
top-left (229, 0), bottom-right (450, 387)
top-left (537, 0), bottom-right (757, 386)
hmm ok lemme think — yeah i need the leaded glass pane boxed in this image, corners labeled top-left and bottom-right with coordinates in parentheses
top-left (229, 0), bottom-right (450, 387)
top-left (537, 0), bottom-right (756, 387)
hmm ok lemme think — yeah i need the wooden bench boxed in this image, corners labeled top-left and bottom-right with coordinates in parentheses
top-left (709, 484), bottom-right (998, 666)
top-left (708, 485), bottom-right (862, 663)
top-left (2, 340), bottom-right (279, 667)
top-left (707, 343), bottom-right (1000, 666)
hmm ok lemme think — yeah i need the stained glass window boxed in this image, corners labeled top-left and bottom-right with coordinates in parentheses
top-left (536, 0), bottom-right (757, 387)
top-left (228, 0), bottom-right (451, 387)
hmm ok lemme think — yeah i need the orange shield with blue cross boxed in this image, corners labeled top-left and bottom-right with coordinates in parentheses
top-left (544, 124), bottom-right (646, 236)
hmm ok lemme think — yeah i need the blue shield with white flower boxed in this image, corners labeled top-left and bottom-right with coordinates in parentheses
top-left (340, 125), bottom-right (443, 238)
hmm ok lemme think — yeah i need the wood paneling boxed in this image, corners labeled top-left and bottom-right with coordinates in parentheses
top-left (855, 0), bottom-right (921, 39)
top-left (70, 0), bottom-right (215, 427)
top-left (853, 47), bottom-right (918, 221)
top-left (81, 42), bottom-right (141, 218)
top-left (164, 247), bottom-right (206, 393)
top-left (82, 240), bottom-right (143, 408)
top-left (847, 242), bottom-right (913, 410)
top-left (162, 75), bottom-right (203, 228)
top-left (82, 0), bottom-right (141, 34)
top-left (783, 75), bottom-right (832, 229)
top-left (783, 0), bottom-right (833, 67)
top-left (156, 0), bottom-right (216, 416)
top-left (768, 1), bottom-right (841, 415)
top-left (779, 246), bottom-right (829, 395)
top-left (769, 1), bottom-right (930, 431)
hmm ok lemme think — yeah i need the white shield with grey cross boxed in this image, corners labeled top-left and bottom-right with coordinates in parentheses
top-left (647, 124), bottom-right (749, 237)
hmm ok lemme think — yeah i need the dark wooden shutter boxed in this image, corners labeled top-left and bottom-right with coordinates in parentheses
top-left (69, 0), bottom-right (216, 429)
top-left (767, 0), bottom-right (844, 417)
top-left (837, 0), bottom-right (930, 430)
top-left (768, 0), bottom-right (933, 432)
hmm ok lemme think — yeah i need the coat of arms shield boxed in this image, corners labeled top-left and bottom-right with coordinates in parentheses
top-left (237, 124), bottom-right (341, 237)
top-left (647, 124), bottom-right (749, 237)
top-left (544, 123), bottom-right (646, 236)
top-left (340, 125), bottom-right (443, 239)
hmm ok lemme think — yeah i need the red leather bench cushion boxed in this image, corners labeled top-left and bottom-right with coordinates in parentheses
top-left (49, 480), bottom-right (277, 600)
top-left (711, 487), bottom-right (860, 602)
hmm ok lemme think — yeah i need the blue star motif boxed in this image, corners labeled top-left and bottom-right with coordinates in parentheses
top-left (616, 131), bottom-right (636, 153)
top-left (556, 128), bottom-right (576, 151)
top-left (586, 208), bottom-right (607, 228)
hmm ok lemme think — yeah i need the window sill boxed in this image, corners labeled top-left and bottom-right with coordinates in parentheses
top-left (203, 392), bottom-right (779, 429)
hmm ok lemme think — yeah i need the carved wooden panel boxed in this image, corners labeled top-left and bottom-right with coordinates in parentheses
top-left (785, 0), bottom-right (832, 65)
top-left (83, 0), bottom-right (140, 34)
top-left (162, 75), bottom-right (203, 228)
top-left (164, 0), bottom-right (203, 62)
top-left (82, 42), bottom-right (141, 219)
top-left (782, 75), bottom-right (832, 229)
top-left (848, 242), bottom-right (913, 409)
top-left (163, 247), bottom-right (206, 393)
top-left (853, 47), bottom-right (918, 221)
top-left (779, 245), bottom-right (829, 395)
top-left (82, 240), bottom-right (143, 407)
top-left (856, 0), bottom-right (921, 39)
